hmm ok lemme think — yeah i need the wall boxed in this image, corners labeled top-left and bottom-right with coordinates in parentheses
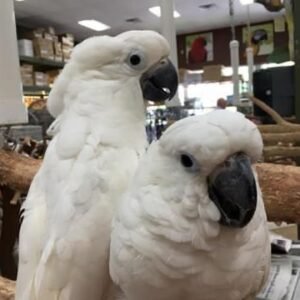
top-left (177, 21), bottom-right (289, 70)
top-left (0, 0), bottom-right (27, 125)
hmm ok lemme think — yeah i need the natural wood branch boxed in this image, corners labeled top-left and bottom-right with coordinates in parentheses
top-left (264, 146), bottom-right (300, 158)
top-left (250, 96), bottom-right (291, 126)
top-left (256, 163), bottom-right (300, 223)
top-left (0, 276), bottom-right (15, 300)
top-left (262, 132), bottom-right (300, 145)
top-left (0, 149), bottom-right (41, 193)
top-left (251, 96), bottom-right (300, 137)
top-left (0, 166), bottom-right (299, 299)
top-left (1, 151), bottom-right (300, 223)
top-left (258, 125), bottom-right (300, 133)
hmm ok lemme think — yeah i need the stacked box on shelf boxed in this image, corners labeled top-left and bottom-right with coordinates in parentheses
top-left (18, 39), bottom-right (34, 57)
top-left (60, 33), bottom-right (74, 62)
top-left (30, 28), bottom-right (55, 60)
top-left (33, 38), bottom-right (55, 60)
top-left (20, 64), bottom-right (34, 86)
top-left (45, 27), bottom-right (63, 62)
top-left (53, 38), bottom-right (63, 62)
top-left (34, 72), bottom-right (49, 86)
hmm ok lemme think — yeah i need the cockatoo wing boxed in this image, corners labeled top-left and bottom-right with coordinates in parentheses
top-left (16, 170), bottom-right (47, 299)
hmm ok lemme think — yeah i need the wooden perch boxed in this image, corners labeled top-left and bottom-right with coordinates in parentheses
top-left (262, 132), bottom-right (300, 145)
top-left (264, 146), bottom-right (300, 158)
top-left (0, 149), bottom-right (41, 193)
top-left (251, 96), bottom-right (291, 126)
top-left (0, 150), bottom-right (300, 223)
top-left (0, 276), bottom-right (15, 300)
top-left (256, 163), bottom-right (300, 223)
top-left (259, 125), bottom-right (300, 134)
top-left (251, 96), bottom-right (300, 134)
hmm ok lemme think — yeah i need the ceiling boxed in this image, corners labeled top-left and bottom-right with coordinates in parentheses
top-left (14, 0), bottom-right (283, 41)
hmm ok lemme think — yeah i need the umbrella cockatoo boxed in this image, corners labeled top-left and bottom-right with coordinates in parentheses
top-left (15, 30), bottom-right (178, 300)
top-left (110, 110), bottom-right (270, 300)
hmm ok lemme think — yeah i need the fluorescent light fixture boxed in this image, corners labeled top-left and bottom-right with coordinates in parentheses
top-left (78, 20), bottom-right (110, 31)
top-left (15, 0), bottom-right (25, 2)
top-left (240, 0), bottom-right (254, 5)
top-left (149, 6), bottom-right (180, 18)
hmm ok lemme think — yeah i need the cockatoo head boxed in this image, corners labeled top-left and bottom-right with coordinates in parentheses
top-left (138, 110), bottom-right (263, 228)
top-left (47, 30), bottom-right (178, 117)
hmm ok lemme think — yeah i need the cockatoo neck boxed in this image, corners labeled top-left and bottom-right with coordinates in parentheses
top-left (66, 76), bottom-right (148, 152)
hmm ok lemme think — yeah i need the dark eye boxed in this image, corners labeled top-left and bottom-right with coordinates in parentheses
top-left (126, 50), bottom-right (146, 70)
top-left (130, 54), bottom-right (141, 66)
top-left (180, 153), bottom-right (199, 172)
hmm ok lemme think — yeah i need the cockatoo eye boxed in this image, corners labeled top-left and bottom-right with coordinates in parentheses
top-left (180, 153), bottom-right (199, 172)
top-left (130, 54), bottom-right (141, 65)
top-left (126, 50), bottom-right (146, 70)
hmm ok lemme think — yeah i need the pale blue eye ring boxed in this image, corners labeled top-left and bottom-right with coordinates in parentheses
top-left (126, 50), bottom-right (146, 70)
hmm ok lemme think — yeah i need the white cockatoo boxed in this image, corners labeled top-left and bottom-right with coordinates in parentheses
top-left (15, 30), bottom-right (178, 300)
top-left (110, 110), bottom-right (270, 300)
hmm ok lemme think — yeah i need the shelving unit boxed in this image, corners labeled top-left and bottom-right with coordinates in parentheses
top-left (23, 85), bottom-right (51, 95)
top-left (19, 55), bottom-right (64, 69)
top-left (20, 56), bottom-right (65, 96)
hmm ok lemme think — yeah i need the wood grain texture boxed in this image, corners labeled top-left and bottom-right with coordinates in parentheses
top-left (0, 276), bottom-right (15, 300)
top-left (256, 163), bottom-right (300, 223)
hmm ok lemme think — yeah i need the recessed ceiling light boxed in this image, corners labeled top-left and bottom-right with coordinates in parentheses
top-left (78, 20), bottom-right (110, 31)
top-left (15, 0), bottom-right (25, 2)
top-left (148, 6), bottom-right (180, 18)
top-left (240, 0), bottom-right (254, 5)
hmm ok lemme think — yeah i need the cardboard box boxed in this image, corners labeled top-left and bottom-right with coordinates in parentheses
top-left (34, 72), bottom-right (48, 86)
top-left (44, 32), bottom-right (54, 41)
top-left (21, 73), bottom-right (34, 86)
top-left (47, 26), bottom-right (56, 36)
top-left (21, 77), bottom-right (34, 86)
top-left (33, 37), bottom-right (54, 60)
top-left (62, 44), bottom-right (73, 62)
top-left (53, 42), bottom-right (63, 61)
top-left (202, 65), bottom-right (223, 82)
top-left (27, 28), bottom-right (45, 39)
top-left (20, 64), bottom-right (33, 73)
top-left (18, 39), bottom-right (34, 57)
top-left (20, 64), bottom-right (34, 86)
top-left (60, 33), bottom-right (75, 47)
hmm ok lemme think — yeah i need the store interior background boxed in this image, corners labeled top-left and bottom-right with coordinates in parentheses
top-left (7, 0), bottom-right (295, 142)
top-left (0, 0), bottom-right (299, 280)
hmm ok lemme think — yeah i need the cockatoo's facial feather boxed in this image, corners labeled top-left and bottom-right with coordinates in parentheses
top-left (47, 30), bottom-right (177, 118)
top-left (136, 110), bottom-right (263, 228)
top-left (69, 31), bottom-right (170, 77)
top-left (159, 110), bottom-right (263, 176)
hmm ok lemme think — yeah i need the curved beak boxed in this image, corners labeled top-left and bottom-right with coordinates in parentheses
top-left (140, 58), bottom-right (178, 102)
top-left (208, 153), bottom-right (257, 228)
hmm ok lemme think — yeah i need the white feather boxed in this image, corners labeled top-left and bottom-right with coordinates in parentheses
top-left (16, 30), bottom-right (171, 300)
top-left (110, 110), bottom-right (270, 300)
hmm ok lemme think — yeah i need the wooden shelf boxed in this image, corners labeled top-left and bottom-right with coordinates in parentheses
top-left (19, 55), bottom-right (65, 69)
top-left (23, 85), bottom-right (51, 95)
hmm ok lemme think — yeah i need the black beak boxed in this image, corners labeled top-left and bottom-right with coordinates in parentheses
top-left (140, 58), bottom-right (178, 102)
top-left (208, 153), bottom-right (257, 228)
